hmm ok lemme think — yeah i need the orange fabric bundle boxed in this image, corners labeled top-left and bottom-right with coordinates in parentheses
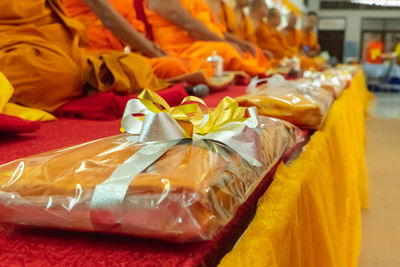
top-left (0, 118), bottom-right (299, 242)
top-left (236, 77), bottom-right (334, 129)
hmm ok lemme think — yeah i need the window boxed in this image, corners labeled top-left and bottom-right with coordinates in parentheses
top-left (320, 0), bottom-right (400, 9)
top-left (360, 18), bottom-right (400, 59)
top-left (318, 18), bottom-right (346, 31)
top-left (362, 19), bottom-right (400, 31)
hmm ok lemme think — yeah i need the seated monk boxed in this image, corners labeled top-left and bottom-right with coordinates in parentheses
top-left (250, 5), bottom-right (319, 70)
top-left (0, 0), bottom-right (167, 112)
top-left (301, 11), bottom-right (321, 57)
top-left (214, 0), bottom-right (257, 43)
top-left (251, 6), bottom-right (294, 67)
top-left (280, 12), bottom-right (302, 55)
top-left (205, 0), bottom-right (273, 60)
top-left (143, 0), bottom-right (270, 76)
top-left (63, 0), bottom-right (217, 81)
top-left (205, 0), bottom-right (255, 54)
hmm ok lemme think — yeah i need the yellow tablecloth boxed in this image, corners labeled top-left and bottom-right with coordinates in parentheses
top-left (219, 70), bottom-right (369, 267)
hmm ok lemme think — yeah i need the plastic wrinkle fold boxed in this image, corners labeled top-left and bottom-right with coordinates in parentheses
top-left (237, 74), bottom-right (337, 129)
top-left (0, 117), bottom-right (300, 243)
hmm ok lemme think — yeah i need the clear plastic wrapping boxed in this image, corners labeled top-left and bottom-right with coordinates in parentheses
top-left (237, 75), bottom-right (334, 129)
top-left (0, 117), bottom-right (299, 242)
top-left (336, 64), bottom-right (359, 77)
top-left (303, 68), bottom-right (354, 98)
top-left (302, 72), bottom-right (343, 98)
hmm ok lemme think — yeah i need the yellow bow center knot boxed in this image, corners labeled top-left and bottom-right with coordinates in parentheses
top-left (134, 89), bottom-right (249, 136)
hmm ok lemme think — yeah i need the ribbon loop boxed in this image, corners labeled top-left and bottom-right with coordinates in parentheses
top-left (92, 89), bottom-right (264, 211)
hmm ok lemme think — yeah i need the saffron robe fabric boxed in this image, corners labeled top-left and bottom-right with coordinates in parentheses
top-left (301, 30), bottom-right (320, 53)
top-left (219, 1), bottom-right (257, 43)
top-left (144, 0), bottom-right (269, 76)
top-left (255, 21), bottom-right (295, 60)
top-left (0, 72), bottom-right (55, 121)
top-left (63, 0), bottom-right (217, 80)
top-left (254, 21), bottom-right (319, 70)
top-left (0, 0), bottom-right (167, 112)
top-left (281, 28), bottom-right (303, 54)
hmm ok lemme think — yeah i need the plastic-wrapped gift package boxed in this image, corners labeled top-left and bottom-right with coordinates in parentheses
top-left (302, 70), bottom-right (350, 98)
top-left (323, 69), bottom-right (353, 89)
top-left (336, 64), bottom-right (360, 77)
top-left (237, 75), bottom-right (334, 129)
top-left (0, 90), bottom-right (300, 243)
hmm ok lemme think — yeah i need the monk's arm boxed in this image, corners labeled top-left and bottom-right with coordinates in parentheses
top-left (308, 43), bottom-right (321, 57)
top-left (84, 0), bottom-right (166, 57)
top-left (223, 32), bottom-right (256, 56)
top-left (304, 33), bottom-right (320, 57)
top-left (256, 29), bottom-right (288, 59)
top-left (307, 50), bottom-right (319, 57)
top-left (259, 37), bottom-right (287, 59)
top-left (148, 0), bottom-right (224, 42)
top-left (262, 49), bottom-right (273, 59)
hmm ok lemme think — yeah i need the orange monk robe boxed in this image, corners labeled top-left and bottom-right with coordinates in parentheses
top-left (63, 0), bottom-right (216, 80)
top-left (280, 28), bottom-right (302, 54)
top-left (63, 0), bottom-right (145, 51)
top-left (210, 1), bottom-right (269, 70)
top-left (301, 30), bottom-right (320, 53)
top-left (144, 0), bottom-right (269, 76)
top-left (255, 21), bottom-right (318, 70)
top-left (298, 30), bottom-right (320, 69)
top-left (0, 0), bottom-right (166, 112)
top-left (0, 0), bottom-right (87, 112)
top-left (255, 20), bottom-right (294, 67)
top-left (219, 1), bottom-right (257, 44)
top-left (0, 72), bottom-right (55, 122)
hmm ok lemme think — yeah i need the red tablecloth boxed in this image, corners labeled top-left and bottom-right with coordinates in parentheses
top-left (55, 84), bottom-right (188, 120)
top-left (202, 86), bottom-right (247, 107)
top-left (0, 114), bottom-right (41, 134)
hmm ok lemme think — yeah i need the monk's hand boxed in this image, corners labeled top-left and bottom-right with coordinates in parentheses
top-left (238, 41), bottom-right (257, 57)
top-left (138, 37), bottom-right (167, 58)
top-left (229, 42), bottom-right (244, 55)
top-left (153, 43), bottom-right (168, 57)
top-left (145, 43), bottom-right (168, 58)
top-left (306, 50), bottom-right (318, 58)
top-left (262, 50), bottom-right (274, 59)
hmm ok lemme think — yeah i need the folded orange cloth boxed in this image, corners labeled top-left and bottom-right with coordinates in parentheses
top-left (0, 0), bottom-right (167, 112)
top-left (302, 70), bottom-right (352, 99)
top-left (236, 79), bottom-right (334, 129)
top-left (0, 118), bottom-right (299, 242)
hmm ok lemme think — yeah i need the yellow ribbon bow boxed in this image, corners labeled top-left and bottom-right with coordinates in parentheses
top-left (126, 89), bottom-right (249, 136)
top-left (92, 89), bottom-right (262, 209)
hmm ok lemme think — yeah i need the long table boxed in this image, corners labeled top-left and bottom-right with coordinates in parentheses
top-left (0, 71), bottom-right (369, 266)
top-left (219, 70), bottom-right (369, 267)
